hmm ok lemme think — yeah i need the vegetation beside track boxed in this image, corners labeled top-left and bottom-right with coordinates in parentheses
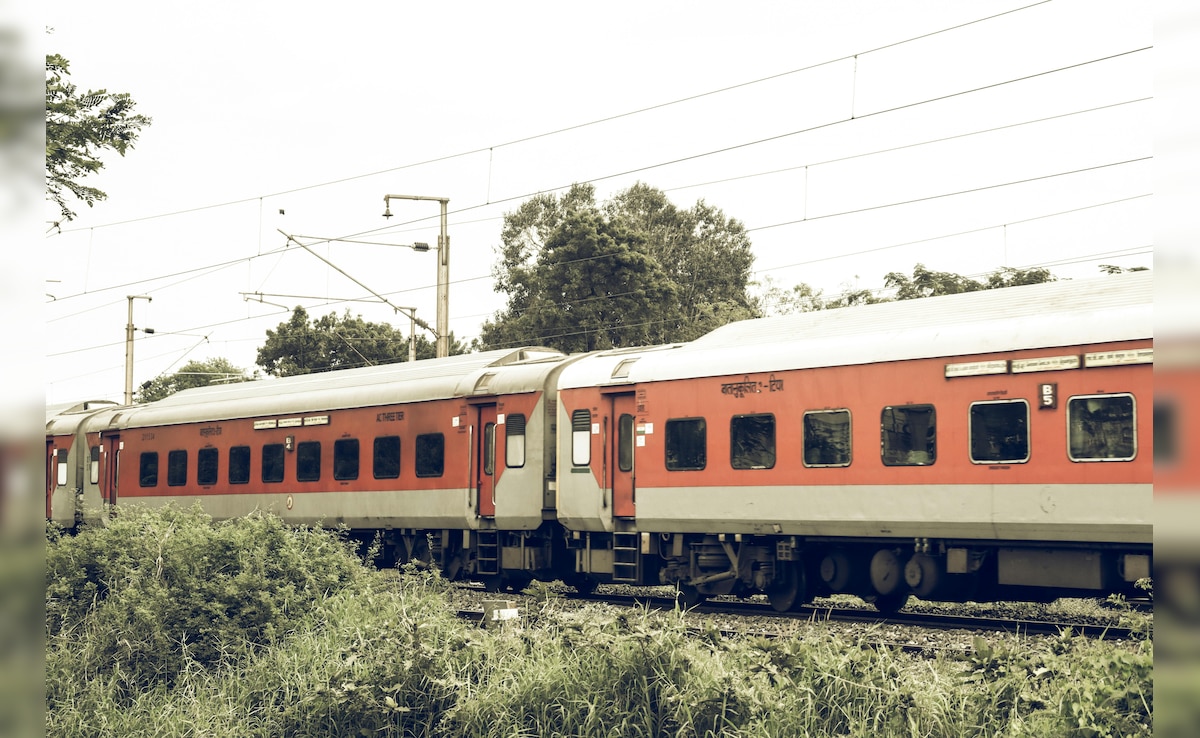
top-left (47, 507), bottom-right (1152, 737)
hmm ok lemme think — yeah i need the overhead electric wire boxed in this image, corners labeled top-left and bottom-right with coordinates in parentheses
top-left (46, 182), bottom-right (1151, 361)
top-left (52, 1), bottom-right (1054, 235)
top-left (54, 235), bottom-right (1153, 376)
top-left (47, 241), bottom-right (295, 316)
top-left (47, 44), bottom-right (1151, 310)
top-left (45, 8), bottom-right (1153, 384)
top-left (356, 46), bottom-right (1151, 245)
top-left (751, 193), bottom-right (1150, 274)
top-left (46, 76), bottom-right (1152, 316)
top-left (666, 96), bottom-right (1151, 194)
top-left (745, 156), bottom-right (1151, 233)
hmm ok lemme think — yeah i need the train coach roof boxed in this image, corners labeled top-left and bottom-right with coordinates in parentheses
top-left (559, 271), bottom-right (1152, 387)
top-left (115, 347), bottom-right (565, 427)
top-left (46, 400), bottom-right (120, 434)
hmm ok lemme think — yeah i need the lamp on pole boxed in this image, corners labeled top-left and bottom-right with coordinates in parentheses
top-left (124, 295), bottom-right (153, 404)
top-left (382, 194), bottom-right (449, 357)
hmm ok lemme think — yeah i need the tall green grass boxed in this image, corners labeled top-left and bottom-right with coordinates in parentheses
top-left (47, 508), bottom-right (1151, 737)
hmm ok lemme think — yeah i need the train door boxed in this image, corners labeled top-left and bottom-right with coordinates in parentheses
top-left (609, 393), bottom-right (636, 518)
top-left (103, 434), bottom-right (121, 507)
top-left (46, 440), bottom-right (56, 519)
top-left (474, 404), bottom-right (498, 518)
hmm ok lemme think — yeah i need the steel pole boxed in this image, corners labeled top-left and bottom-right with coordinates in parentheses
top-left (409, 311), bottom-right (417, 363)
top-left (381, 195), bottom-right (450, 358)
top-left (124, 295), bottom-right (150, 404)
top-left (437, 199), bottom-right (449, 358)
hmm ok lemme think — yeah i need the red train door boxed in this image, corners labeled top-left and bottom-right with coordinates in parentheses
top-left (610, 393), bottom-right (636, 518)
top-left (46, 440), bottom-right (56, 519)
top-left (474, 405), bottom-right (498, 518)
top-left (103, 434), bottom-right (121, 507)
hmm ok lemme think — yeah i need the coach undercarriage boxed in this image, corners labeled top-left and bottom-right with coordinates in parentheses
top-left (371, 524), bottom-right (581, 593)
top-left (567, 530), bottom-right (1151, 612)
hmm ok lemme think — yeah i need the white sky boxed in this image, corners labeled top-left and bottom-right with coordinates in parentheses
top-left (42, 0), bottom-right (1155, 405)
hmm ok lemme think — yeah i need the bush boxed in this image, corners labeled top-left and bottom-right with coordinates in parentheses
top-left (46, 505), bottom-right (363, 701)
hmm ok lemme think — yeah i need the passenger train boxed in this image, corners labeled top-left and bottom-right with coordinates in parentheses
top-left (46, 271), bottom-right (1153, 611)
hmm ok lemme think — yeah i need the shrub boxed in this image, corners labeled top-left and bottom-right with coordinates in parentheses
top-left (45, 504), bottom-right (363, 701)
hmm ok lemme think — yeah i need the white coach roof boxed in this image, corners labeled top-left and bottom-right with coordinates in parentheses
top-left (115, 347), bottom-right (565, 427)
top-left (560, 271), bottom-right (1152, 387)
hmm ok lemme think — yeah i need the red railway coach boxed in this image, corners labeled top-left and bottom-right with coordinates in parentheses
top-left (556, 272), bottom-right (1153, 611)
top-left (53, 348), bottom-right (583, 589)
top-left (45, 400), bottom-right (118, 527)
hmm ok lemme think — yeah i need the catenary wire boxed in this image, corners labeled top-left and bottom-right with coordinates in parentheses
top-left (52, 0), bottom-right (1054, 235)
top-left (47, 47), bottom-right (1150, 308)
top-left (45, 182), bottom-right (1151, 361)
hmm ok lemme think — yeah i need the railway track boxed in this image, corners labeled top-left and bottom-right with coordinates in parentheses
top-left (582, 592), bottom-right (1147, 641)
top-left (453, 585), bottom-right (1149, 644)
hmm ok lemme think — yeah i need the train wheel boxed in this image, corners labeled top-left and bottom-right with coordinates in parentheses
top-left (868, 591), bottom-right (910, 614)
top-left (479, 574), bottom-right (505, 592)
top-left (504, 573), bottom-right (534, 594)
top-left (766, 561), bottom-right (807, 613)
top-left (677, 583), bottom-right (707, 609)
top-left (567, 574), bottom-right (598, 595)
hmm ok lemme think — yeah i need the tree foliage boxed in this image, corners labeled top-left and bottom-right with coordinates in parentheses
top-left (478, 183), bottom-right (757, 352)
top-left (45, 52), bottom-right (151, 223)
top-left (256, 306), bottom-right (464, 377)
top-left (762, 277), bottom-right (888, 314)
top-left (884, 263), bottom-right (1056, 300)
top-left (759, 264), bottom-right (1058, 316)
top-left (136, 357), bottom-right (254, 403)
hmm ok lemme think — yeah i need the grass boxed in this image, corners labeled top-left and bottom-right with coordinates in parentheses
top-left (46, 507), bottom-right (1152, 737)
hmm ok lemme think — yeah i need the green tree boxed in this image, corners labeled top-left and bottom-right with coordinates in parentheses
top-left (758, 264), bottom-right (1057, 317)
top-left (136, 357), bottom-right (254, 403)
top-left (605, 182), bottom-right (757, 342)
top-left (479, 183), bottom-right (756, 351)
top-left (45, 52), bottom-right (151, 223)
top-left (756, 276), bottom-right (885, 315)
top-left (884, 263), bottom-right (1056, 300)
top-left (256, 306), bottom-right (464, 377)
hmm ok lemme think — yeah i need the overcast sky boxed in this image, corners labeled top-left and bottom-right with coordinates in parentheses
top-left (42, 0), bottom-right (1154, 404)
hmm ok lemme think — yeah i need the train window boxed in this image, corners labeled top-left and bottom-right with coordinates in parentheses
top-left (229, 446), bottom-right (251, 485)
top-left (571, 410), bottom-right (591, 467)
top-left (618, 414), bottom-right (634, 473)
top-left (90, 446), bottom-right (100, 484)
top-left (803, 410), bottom-right (852, 467)
top-left (483, 423), bottom-right (496, 476)
top-left (1068, 393), bottom-right (1136, 461)
top-left (167, 450), bottom-right (188, 487)
top-left (262, 444), bottom-right (285, 483)
top-left (56, 450), bottom-right (68, 486)
top-left (731, 414), bottom-right (775, 470)
top-left (139, 452), bottom-right (158, 487)
top-left (416, 433), bottom-right (445, 478)
top-left (666, 418), bottom-right (707, 471)
top-left (506, 414), bottom-right (526, 469)
top-left (969, 400), bottom-right (1030, 464)
top-left (197, 448), bottom-right (219, 486)
top-left (334, 438), bottom-right (360, 480)
top-left (296, 441), bottom-right (321, 482)
top-left (373, 436), bottom-right (401, 479)
top-left (1154, 400), bottom-right (1177, 465)
top-left (881, 404), bottom-right (936, 466)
